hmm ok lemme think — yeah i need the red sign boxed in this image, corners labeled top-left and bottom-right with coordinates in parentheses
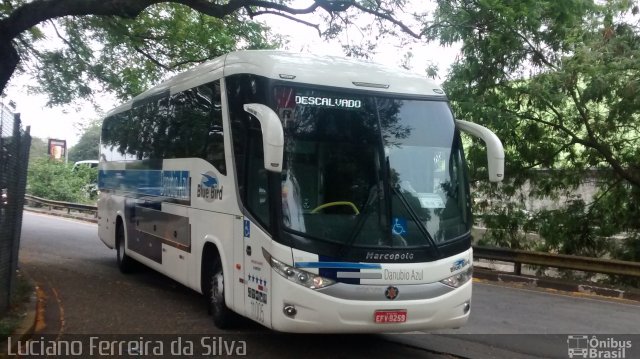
top-left (48, 138), bottom-right (67, 161)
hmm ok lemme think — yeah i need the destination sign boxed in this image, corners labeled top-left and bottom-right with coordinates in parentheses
top-left (295, 96), bottom-right (362, 109)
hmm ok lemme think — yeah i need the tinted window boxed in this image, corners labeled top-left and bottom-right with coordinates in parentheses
top-left (132, 94), bottom-right (169, 160)
top-left (100, 80), bottom-right (226, 174)
top-left (169, 81), bottom-right (226, 174)
top-left (226, 74), bottom-right (270, 227)
top-left (101, 111), bottom-right (140, 161)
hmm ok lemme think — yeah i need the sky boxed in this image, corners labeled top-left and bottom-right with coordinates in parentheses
top-left (3, 1), bottom-right (460, 149)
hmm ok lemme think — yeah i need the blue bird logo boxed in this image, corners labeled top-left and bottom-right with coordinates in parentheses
top-left (450, 258), bottom-right (469, 273)
top-left (201, 173), bottom-right (218, 188)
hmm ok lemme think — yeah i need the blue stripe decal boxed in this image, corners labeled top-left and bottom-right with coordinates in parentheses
top-left (295, 262), bottom-right (382, 269)
top-left (99, 169), bottom-right (189, 201)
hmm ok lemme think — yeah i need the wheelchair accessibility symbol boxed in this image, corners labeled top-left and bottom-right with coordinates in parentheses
top-left (391, 217), bottom-right (407, 235)
top-left (243, 219), bottom-right (251, 238)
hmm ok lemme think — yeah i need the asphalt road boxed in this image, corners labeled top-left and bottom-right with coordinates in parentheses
top-left (13, 211), bottom-right (640, 358)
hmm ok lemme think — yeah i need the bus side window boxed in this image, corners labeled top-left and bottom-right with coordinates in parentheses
top-left (101, 112), bottom-right (140, 161)
top-left (205, 80), bottom-right (226, 174)
top-left (168, 80), bottom-right (226, 174)
top-left (134, 96), bottom-right (169, 160)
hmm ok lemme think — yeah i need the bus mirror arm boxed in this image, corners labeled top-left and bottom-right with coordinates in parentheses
top-left (243, 103), bottom-right (285, 173)
top-left (455, 120), bottom-right (505, 182)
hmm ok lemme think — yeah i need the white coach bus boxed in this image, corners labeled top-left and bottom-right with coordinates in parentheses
top-left (97, 50), bottom-right (504, 333)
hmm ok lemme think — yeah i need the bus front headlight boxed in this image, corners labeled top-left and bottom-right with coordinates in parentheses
top-left (440, 266), bottom-right (473, 288)
top-left (263, 248), bottom-right (335, 289)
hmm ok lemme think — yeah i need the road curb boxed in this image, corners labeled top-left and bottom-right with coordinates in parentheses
top-left (0, 271), bottom-right (40, 357)
top-left (474, 268), bottom-right (640, 302)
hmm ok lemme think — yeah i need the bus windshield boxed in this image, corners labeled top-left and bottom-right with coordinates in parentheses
top-left (274, 86), bottom-right (471, 253)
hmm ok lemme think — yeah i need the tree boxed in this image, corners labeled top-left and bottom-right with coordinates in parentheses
top-left (31, 4), bottom-right (283, 106)
top-left (1, 1), bottom-right (424, 103)
top-left (68, 121), bottom-right (101, 162)
top-left (27, 157), bottom-right (97, 203)
top-left (28, 136), bottom-right (48, 162)
top-left (426, 0), bottom-right (640, 264)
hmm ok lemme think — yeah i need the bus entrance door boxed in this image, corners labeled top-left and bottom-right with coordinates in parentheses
top-left (242, 218), bottom-right (270, 327)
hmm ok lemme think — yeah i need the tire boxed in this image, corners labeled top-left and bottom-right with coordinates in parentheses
top-left (116, 222), bottom-right (135, 274)
top-left (206, 254), bottom-right (235, 329)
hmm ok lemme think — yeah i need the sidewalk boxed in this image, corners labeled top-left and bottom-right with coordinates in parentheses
top-left (0, 271), bottom-right (41, 358)
top-left (474, 267), bottom-right (640, 302)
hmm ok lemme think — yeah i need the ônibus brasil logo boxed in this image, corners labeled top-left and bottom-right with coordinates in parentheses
top-left (567, 335), bottom-right (632, 359)
top-left (197, 172), bottom-right (223, 202)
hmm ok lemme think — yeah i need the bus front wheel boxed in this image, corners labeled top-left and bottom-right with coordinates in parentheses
top-left (206, 255), bottom-right (235, 329)
top-left (116, 222), bottom-right (135, 274)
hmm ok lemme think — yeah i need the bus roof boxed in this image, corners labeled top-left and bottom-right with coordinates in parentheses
top-left (107, 50), bottom-right (446, 117)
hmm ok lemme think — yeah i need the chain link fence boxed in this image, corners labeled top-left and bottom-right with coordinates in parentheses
top-left (0, 109), bottom-right (31, 314)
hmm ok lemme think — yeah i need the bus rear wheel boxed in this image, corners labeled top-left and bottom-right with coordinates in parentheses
top-left (206, 255), bottom-right (235, 329)
top-left (116, 222), bottom-right (135, 274)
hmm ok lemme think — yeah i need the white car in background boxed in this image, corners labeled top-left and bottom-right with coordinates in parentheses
top-left (72, 160), bottom-right (99, 170)
top-left (73, 160), bottom-right (99, 198)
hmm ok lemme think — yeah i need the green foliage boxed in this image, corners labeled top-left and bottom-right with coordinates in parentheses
top-left (1, 0), bottom-right (435, 103)
top-left (30, 3), bottom-right (283, 105)
top-left (475, 192), bottom-right (535, 250)
top-left (429, 0), bottom-right (640, 265)
top-left (27, 157), bottom-right (97, 203)
top-left (68, 121), bottom-right (101, 162)
top-left (28, 137), bottom-right (49, 162)
top-left (534, 199), bottom-right (612, 257)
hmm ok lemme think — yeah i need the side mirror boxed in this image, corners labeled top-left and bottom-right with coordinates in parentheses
top-left (456, 120), bottom-right (504, 182)
top-left (243, 103), bottom-right (284, 172)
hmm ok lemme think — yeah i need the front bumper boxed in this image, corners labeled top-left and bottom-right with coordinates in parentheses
top-left (269, 269), bottom-right (472, 333)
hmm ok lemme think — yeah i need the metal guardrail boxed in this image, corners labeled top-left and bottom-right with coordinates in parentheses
top-left (473, 245), bottom-right (640, 278)
top-left (24, 194), bottom-right (97, 217)
top-left (21, 194), bottom-right (640, 278)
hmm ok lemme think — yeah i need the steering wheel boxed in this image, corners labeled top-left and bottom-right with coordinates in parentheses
top-left (311, 201), bottom-right (360, 215)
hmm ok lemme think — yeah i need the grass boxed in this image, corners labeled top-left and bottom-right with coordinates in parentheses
top-left (0, 270), bottom-right (34, 340)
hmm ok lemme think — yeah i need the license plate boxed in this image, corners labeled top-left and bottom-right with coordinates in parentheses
top-left (374, 310), bottom-right (407, 323)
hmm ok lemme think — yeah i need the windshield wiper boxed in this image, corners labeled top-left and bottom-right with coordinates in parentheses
top-left (339, 183), bottom-right (386, 256)
top-left (391, 183), bottom-right (442, 258)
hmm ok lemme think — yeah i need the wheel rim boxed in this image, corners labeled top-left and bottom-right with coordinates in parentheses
top-left (117, 240), bottom-right (124, 262)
